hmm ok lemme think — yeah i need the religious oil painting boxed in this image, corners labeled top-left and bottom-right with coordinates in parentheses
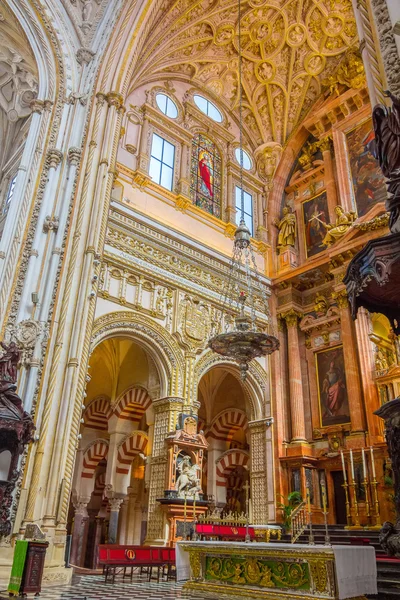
top-left (190, 134), bottom-right (221, 218)
top-left (316, 345), bottom-right (350, 427)
top-left (346, 118), bottom-right (387, 217)
top-left (302, 192), bottom-right (329, 258)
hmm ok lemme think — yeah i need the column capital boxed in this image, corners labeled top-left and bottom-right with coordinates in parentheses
top-left (248, 417), bottom-right (273, 431)
top-left (153, 396), bottom-right (185, 413)
top-left (68, 147), bottom-right (82, 166)
top-left (279, 309), bottom-right (303, 328)
top-left (73, 497), bottom-right (90, 515)
top-left (332, 289), bottom-right (349, 309)
top-left (108, 497), bottom-right (124, 512)
top-left (46, 148), bottom-right (63, 169)
top-left (106, 91), bottom-right (126, 114)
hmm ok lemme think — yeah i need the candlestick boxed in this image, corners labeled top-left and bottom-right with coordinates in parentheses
top-left (192, 494), bottom-right (198, 541)
top-left (349, 449), bottom-right (355, 482)
top-left (321, 483), bottom-right (331, 546)
top-left (184, 492), bottom-right (188, 540)
top-left (342, 481), bottom-right (352, 528)
top-left (371, 477), bottom-right (382, 528)
top-left (361, 448), bottom-right (367, 480)
top-left (363, 476), bottom-right (371, 524)
top-left (350, 481), bottom-right (361, 528)
top-left (370, 447), bottom-right (376, 479)
top-left (341, 450), bottom-right (347, 482)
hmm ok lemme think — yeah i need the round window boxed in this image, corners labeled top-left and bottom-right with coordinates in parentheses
top-left (235, 147), bottom-right (252, 170)
top-left (193, 94), bottom-right (223, 122)
top-left (156, 93), bottom-right (178, 119)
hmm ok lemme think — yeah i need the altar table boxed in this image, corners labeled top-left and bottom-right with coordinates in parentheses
top-left (176, 541), bottom-right (377, 600)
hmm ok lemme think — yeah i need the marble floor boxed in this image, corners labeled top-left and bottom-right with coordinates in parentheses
top-left (30, 574), bottom-right (220, 600)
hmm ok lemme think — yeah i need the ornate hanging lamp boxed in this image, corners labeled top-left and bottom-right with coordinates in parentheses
top-left (208, 0), bottom-right (280, 379)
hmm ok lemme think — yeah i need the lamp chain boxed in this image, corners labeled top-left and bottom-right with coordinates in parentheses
top-left (238, 0), bottom-right (245, 222)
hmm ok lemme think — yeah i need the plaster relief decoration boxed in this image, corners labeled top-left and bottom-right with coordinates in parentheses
top-left (64, 0), bottom-right (109, 44)
top-left (315, 345), bottom-right (350, 427)
top-left (0, 1), bottom-right (38, 175)
top-left (129, 0), bottom-right (358, 170)
top-left (346, 118), bottom-right (387, 217)
top-left (178, 294), bottom-right (211, 348)
top-left (302, 191), bottom-right (329, 258)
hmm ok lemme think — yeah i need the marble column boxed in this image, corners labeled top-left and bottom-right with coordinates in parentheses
top-left (145, 397), bottom-right (184, 544)
top-left (321, 140), bottom-right (339, 222)
top-left (178, 141), bottom-right (191, 199)
top-left (282, 310), bottom-right (306, 442)
top-left (70, 497), bottom-right (90, 567)
top-left (108, 498), bottom-right (123, 544)
top-left (92, 516), bottom-right (105, 569)
top-left (335, 290), bottom-right (365, 433)
top-left (355, 307), bottom-right (382, 441)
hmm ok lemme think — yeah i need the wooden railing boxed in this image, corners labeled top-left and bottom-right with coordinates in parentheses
top-left (290, 501), bottom-right (307, 543)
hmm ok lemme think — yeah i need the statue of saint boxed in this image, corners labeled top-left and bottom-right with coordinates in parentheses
top-left (0, 341), bottom-right (20, 383)
top-left (321, 205), bottom-right (356, 247)
top-left (175, 455), bottom-right (201, 499)
top-left (274, 206), bottom-right (296, 248)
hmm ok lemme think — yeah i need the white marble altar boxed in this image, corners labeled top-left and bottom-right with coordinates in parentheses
top-left (176, 541), bottom-right (377, 600)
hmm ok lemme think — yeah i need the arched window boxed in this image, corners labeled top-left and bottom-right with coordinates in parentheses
top-left (190, 134), bottom-right (221, 218)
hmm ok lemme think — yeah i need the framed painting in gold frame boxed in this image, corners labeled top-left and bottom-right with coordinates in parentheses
top-left (345, 117), bottom-right (386, 217)
top-left (301, 191), bottom-right (329, 259)
top-left (315, 345), bottom-right (351, 428)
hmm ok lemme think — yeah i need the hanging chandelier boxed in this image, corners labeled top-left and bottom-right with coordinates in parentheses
top-left (208, 0), bottom-right (280, 379)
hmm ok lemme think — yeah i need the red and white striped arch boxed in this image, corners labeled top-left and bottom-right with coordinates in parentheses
top-left (208, 409), bottom-right (248, 441)
top-left (93, 472), bottom-right (106, 498)
top-left (216, 449), bottom-right (249, 487)
top-left (116, 432), bottom-right (149, 474)
top-left (83, 396), bottom-right (112, 430)
top-left (82, 440), bottom-right (109, 479)
top-left (114, 387), bottom-right (152, 423)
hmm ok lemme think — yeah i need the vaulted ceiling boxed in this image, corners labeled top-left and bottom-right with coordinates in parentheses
top-left (130, 0), bottom-right (358, 150)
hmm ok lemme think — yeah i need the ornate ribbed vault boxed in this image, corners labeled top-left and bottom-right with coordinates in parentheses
top-left (129, 0), bottom-right (358, 150)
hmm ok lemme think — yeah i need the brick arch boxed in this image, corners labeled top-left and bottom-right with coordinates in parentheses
top-left (216, 449), bottom-right (249, 487)
top-left (83, 396), bottom-right (112, 430)
top-left (116, 431), bottom-right (149, 474)
top-left (113, 386), bottom-right (152, 423)
top-left (82, 440), bottom-right (109, 479)
top-left (208, 409), bottom-right (248, 442)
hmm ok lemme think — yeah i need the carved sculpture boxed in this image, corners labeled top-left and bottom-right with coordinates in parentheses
top-left (371, 91), bottom-right (400, 232)
top-left (274, 206), bottom-right (296, 248)
top-left (0, 341), bottom-right (34, 538)
top-left (322, 49), bottom-right (366, 96)
top-left (175, 455), bottom-right (201, 499)
top-left (344, 93), bottom-right (400, 332)
top-left (321, 206), bottom-right (356, 246)
top-left (375, 399), bottom-right (400, 557)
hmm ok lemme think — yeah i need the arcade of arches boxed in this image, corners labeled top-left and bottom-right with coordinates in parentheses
top-left (0, 0), bottom-right (399, 587)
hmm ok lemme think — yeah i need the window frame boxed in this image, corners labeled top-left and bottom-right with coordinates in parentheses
top-left (235, 184), bottom-right (254, 236)
top-left (2, 174), bottom-right (17, 215)
top-left (234, 147), bottom-right (252, 171)
top-left (193, 94), bottom-right (223, 123)
top-left (149, 133), bottom-right (176, 192)
top-left (155, 93), bottom-right (178, 119)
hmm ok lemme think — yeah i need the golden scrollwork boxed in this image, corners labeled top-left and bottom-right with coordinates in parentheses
top-left (189, 550), bottom-right (202, 580)
top-left (322, 49), bottom-right (366, 95)
top-left (309, 559), bottom-right (328, 593)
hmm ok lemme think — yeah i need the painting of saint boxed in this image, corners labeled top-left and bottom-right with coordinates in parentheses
top-left (316, 346), bottom-right (350, 427)
top-left (302, 192), bottom-right (329, 258)
top-left (190, 134), bottom-right (221, 217)
top-left (346, 118), bottom-right (387, 217)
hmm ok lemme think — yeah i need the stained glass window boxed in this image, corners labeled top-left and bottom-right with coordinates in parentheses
top-left (190, 134), bottom-right (221, 218)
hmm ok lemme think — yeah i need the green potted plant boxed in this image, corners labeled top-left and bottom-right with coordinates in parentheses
top-left (276, 491), bottom-right (303, 533)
